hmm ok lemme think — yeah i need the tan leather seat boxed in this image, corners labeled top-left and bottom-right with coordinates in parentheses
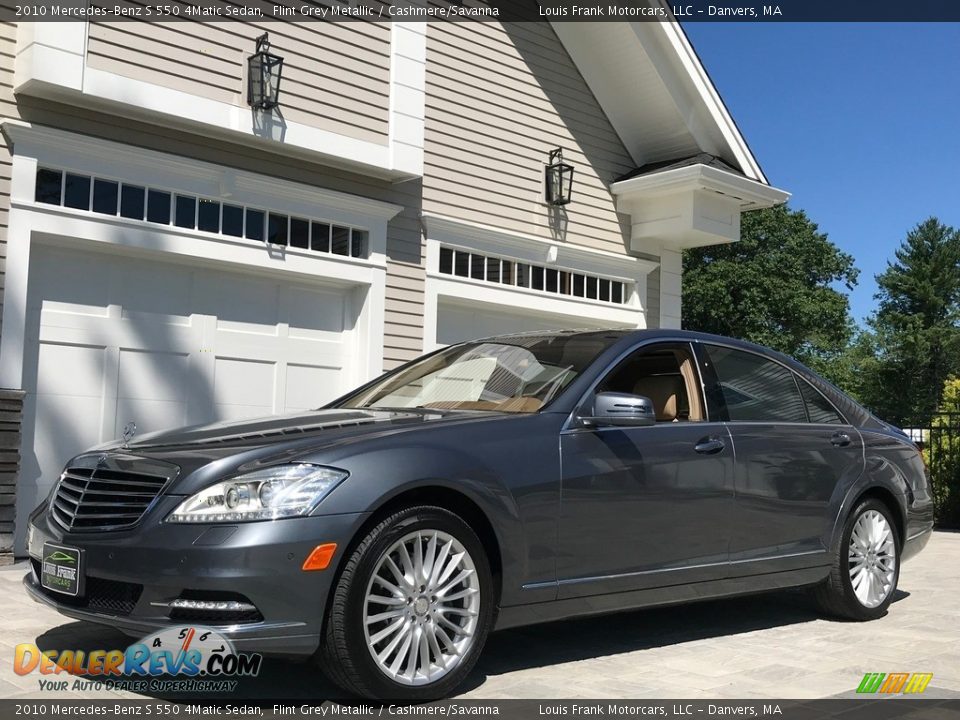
top-left (632, 376), bottom-right (684, 422)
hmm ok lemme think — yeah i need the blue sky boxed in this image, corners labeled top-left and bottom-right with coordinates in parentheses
top-left (682, 23), bottom-right (960, 325)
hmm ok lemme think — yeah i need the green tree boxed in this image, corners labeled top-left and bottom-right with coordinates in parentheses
top-left (866, 217), bottom-right (960, 425)
top-left (923, 377), bottom-right (960, 528)
top-left (682, 204), bottom-right (858, 381)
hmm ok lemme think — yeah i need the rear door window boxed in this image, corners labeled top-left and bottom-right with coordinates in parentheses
top-left (703, 345), bottom-right (807, 423)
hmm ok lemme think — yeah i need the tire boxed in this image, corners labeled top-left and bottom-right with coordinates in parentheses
top-left (318, 505), bottom-right (495, 700)
top-left (814, 498), bottom-right (901, 620)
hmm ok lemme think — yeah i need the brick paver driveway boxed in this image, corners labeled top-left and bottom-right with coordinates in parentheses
top-left (1, 532), bottom-right (958, 700)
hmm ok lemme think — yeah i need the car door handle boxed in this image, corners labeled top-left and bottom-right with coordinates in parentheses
top-left (694, 436), bottom-right (726, 455)
top-left (831, 432), bottom-right (852, 447)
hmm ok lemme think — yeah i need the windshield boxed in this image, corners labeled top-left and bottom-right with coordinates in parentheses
top-left (339, 334), bottom-right (618, 414)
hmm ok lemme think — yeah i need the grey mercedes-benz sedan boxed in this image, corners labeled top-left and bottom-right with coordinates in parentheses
top-left (25, 329), bottom-right (933, 699)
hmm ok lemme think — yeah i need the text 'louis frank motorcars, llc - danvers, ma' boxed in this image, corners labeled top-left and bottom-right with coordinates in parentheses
top-left (23, 329), bottom-right (933, 700)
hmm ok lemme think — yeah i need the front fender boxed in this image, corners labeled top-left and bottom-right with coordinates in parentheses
top-left (296, 414), bottom-right (564, 607)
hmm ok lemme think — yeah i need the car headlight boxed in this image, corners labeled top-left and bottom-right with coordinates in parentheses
top-left (166, 464), bottom-right (348, 523)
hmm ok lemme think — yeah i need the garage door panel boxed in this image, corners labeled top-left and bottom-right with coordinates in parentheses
top-left (113, 397), bottom-right (188, 438)
top-left (213, 357), bottom-right (275, 417)
top-left (37, 316), bottom-right (203, 347)
top-left (287, 286), bottom-right (346, 336)
top-left (31, 393), bottom-right (103, 493)
top-left (114, 261), bottom-right (193, 323)
top-left (285, 363), bottom-right (342, 411)
top-left (35, 343), bottom-right (106, 399)
top-left (201, 275), bottom-right (282, 334)
top-left (28, 247), bottom-right (111, 314)
top-left (19, 245), bottom-right (356, 552)
top-left (283, 337), bottom-right (344, 366)
top-left (437, 302), bottom-right (589, 346)
top-left (116, 349), bottom-right (190, 402)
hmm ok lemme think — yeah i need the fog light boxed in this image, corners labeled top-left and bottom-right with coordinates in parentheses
top-left (169, 598), bottom-right (257, 612)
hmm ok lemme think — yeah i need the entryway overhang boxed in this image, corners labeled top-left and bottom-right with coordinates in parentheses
top-left (611, 159), bottom-right (790, 253)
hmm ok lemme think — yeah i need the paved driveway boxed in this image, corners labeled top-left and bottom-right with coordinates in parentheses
top-left (1, 532), bottom-right (958, 700)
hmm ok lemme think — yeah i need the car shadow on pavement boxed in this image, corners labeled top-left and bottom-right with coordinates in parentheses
top-left (31, 588), bottom-right (909, 701)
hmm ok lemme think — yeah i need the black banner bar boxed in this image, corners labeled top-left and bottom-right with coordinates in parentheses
top-left (6, 0), bottom-right (960, 23)
top-left (3, 699), bottom-right (960, 720)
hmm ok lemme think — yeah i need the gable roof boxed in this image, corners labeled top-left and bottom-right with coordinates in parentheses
top-left (614, 153), bottom-right (742, 182)
top-left (550, 11), bottom-right (770, 185)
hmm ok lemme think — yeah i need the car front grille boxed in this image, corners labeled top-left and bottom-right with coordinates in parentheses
top-left (31, 560), bottom-right (143, 616)
top-left (51, 464), bottom-right (169, 532)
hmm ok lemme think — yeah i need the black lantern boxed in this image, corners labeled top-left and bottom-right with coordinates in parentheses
top-left (545, 147), bottom-right (574, 206)
top-left (248, 33), bottom-right (284, 110)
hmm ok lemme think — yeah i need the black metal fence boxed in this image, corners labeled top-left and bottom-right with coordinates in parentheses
top-left (909, 412), bottom-right (960, 529)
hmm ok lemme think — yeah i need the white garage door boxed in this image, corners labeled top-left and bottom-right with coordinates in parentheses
top-left (437, 299), bottom-right (608, 346)
top-left (17, 244), bottom-right (356, 549)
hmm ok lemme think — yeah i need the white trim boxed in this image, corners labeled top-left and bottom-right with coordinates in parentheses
top-left (421, 213), bottom-right (659, 281)
top-left (611, 163), bottom-right (789, 210)
top-left (655, 17), bottom-right (768, 184)
top-left (421, 215), bottom-right (655, 351)
top-left (2, 121), bottom-right (403, 226)
top-left (612, 162), bottom-right (789, 253)
top-left (389, 23), bottom-right (426, 179)
top-left (0, 122), bottom-right (399, 391)
top-left (13, 23), bottom-right (425, 182)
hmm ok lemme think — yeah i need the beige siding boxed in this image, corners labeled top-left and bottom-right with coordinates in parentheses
top-left (0, 22), bottom-right (18, 339)
top-left (424, 21), bottom-right (635, 255)
top-left (0, 23), bottom-right (18, 558)
top-left (87, 17), bottom-right (391, 146)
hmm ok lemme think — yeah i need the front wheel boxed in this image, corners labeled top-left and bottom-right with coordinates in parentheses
top-left (814, 498), bottom-right (900, 620)
top-left (318, 506), bottom-right (494, 700)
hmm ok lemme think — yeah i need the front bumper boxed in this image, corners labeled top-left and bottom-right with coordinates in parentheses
top-left (26, 498), bottom-right (370, 656)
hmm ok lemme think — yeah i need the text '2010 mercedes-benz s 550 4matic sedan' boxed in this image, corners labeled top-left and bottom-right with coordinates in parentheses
top-left (25, 329), bottom-right (933, 700)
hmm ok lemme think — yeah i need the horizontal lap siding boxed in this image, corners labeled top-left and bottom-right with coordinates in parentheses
top-left (86, 18), bottom-right (391, 145)
top-left (0, 24), bottom-right (18, 558)
top-left (424, 21), bottom-right (634, 255)
top-left (0, 22), bottom-right (18, 338)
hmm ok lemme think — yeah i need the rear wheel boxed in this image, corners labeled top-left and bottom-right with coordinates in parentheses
top-left (814, 498), bottom-right (900, 620)
top-left (319, 506), bottom-right (494, 700)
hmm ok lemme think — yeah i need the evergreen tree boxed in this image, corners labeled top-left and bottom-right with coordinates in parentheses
top-left (866, 217), bottom-right (960, 425)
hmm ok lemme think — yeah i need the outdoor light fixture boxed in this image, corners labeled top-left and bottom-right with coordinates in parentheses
top-left (247, 33), bottom-right (284, 110)
top-left (545, 147), bottom-right (574, 206)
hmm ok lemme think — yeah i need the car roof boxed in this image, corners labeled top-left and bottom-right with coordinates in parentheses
top-left (469, 327), bottom-right (881, 429)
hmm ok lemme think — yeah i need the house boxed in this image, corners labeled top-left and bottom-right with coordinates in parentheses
top-left (0, 12), bottom-right (788, 557)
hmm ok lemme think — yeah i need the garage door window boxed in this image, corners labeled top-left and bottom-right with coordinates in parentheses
top-left (35, 166), bottom-right (371, 260)
top-left (438, 246), bottom-right (629, 306)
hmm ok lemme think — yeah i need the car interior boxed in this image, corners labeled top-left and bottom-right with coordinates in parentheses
top-left (598, 345), bottom-right (704, 422)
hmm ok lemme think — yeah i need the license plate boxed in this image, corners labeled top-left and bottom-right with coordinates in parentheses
top-left (40, 542), bottom-right (82, 596)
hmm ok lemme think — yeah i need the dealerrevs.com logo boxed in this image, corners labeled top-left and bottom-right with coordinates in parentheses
top-left (857, 672), bottom-right (934, 694)
top-left (14, 626), bottom-right (262, 693)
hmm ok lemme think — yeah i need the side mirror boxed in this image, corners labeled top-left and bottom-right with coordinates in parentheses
top-left (579, 391), bottom-right (656, 428)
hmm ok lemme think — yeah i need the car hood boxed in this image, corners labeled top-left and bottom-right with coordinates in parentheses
top-left (116, 407), bottom-right (504, 452)
top-left (91, 407), bottom-right (508, 494)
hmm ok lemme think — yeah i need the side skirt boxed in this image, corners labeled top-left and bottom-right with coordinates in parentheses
top-left (494, 565), bottom-right (829, 631)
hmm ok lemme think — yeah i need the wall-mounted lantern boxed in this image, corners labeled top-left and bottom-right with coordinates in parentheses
top-left (247, 33), bottom-right (284, 110)
top-left (545, 147), bottom-right (574, 206)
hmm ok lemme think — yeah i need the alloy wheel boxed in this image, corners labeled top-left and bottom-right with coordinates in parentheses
top-left (848, 509), bottom-right (897, 609)
top-left (363, 529), bottom-right (481, 686)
